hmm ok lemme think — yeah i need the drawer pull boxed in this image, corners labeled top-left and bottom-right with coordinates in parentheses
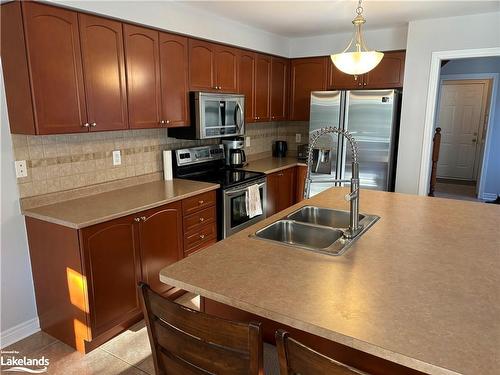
top-left (199, 234), bottom-right (205, 239)
top-left (140, 216), bottom-right (146, 221)
top-left (198, 200), bottom-right (204, 205)
top-left (199, 217), bottom-right (205, 222)
top-left (134, 217), bottom-right (140, 222)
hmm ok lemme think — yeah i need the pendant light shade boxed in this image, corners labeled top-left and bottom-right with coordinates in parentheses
top-left (331, 0), bottom-right (383, 75)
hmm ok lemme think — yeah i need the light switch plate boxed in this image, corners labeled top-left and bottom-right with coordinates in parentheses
top-left (112, 150), bottom-right (122, 166)
top-left (15, 160), bottom-right (28, 178)
top-left (296, 133), bottom-right (302, 143)
top-left (245, 136), bottom-right (251, 147)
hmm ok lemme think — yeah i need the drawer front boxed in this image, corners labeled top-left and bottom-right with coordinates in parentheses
top-left (183, 206), bottom-right (216, 233)
top-left (184, 222), bottom-right (217, 252)
top-left (182, 191), bottom-right (216, 215)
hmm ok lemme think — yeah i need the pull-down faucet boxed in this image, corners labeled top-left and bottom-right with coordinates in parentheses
top-left (305, 127), bottom-right (361, 239)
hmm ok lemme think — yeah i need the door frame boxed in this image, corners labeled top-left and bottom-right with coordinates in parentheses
top-left (435, 75), bottom-right (496, 197)
top-left (417, 47), bottom-right (500, 197)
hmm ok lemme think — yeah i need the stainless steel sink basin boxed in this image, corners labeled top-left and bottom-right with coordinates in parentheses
top-left (252, 206), bottom-right (380, 256)
top-left (287, 206), bottom-right (365, 229)
top-left (254, 220), bottom-right (348, 255)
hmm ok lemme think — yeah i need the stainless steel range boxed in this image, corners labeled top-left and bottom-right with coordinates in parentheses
top-left (173, 145), bottom-right (266, 239)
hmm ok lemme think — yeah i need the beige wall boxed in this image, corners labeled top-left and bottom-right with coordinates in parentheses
top-left (11, 122), bottom-right (308, 199)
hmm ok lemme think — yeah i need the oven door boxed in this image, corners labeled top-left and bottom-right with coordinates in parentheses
top-left (199, 94), bottom-right (244, 138)
top-left (223, 179), bottom-right (266, 238)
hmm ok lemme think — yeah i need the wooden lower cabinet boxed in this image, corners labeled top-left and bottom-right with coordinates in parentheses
top-left (266, 167), bottom-right (297, 216)
top-left (25, 191), bottom-right (216, 353)
top-left (295, 165), bottom-right (308, 202)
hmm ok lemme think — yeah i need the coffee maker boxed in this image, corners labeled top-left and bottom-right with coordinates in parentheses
top-left (222, 137), bottom-right (246, 168)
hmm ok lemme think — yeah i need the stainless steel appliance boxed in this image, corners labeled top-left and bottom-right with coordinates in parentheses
top-left (272, 140), bottom-right (288, 157)
top-left (169, 92), bottom-right (244, 140)
top-left (222, 137), bottom-right (245, 166)
top-left (308, 90), bottom-right (400, 196)
top-left (228, 149), bottom-right (246, 168)
top-left (173, 145), bottom-right (266, 238)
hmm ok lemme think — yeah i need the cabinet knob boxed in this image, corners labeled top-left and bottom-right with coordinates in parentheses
top-left (134, 217), bottom-right (141, 222)
top-left (199, 234), bottom-right (205, 239)
top-left (90, 122), bottom-right (97, 127)
top-left (199, 217), bottom-right (205, 222)
top-left (140, 216), bottom-right (146, 221)
top-left (278, 173), bottom-right (284, 176)
top-left (198, 200), bottom-right (204, 205)
top-left (166, 120), bottom-right (170, 124)
top-left (160, 120), bottom-right (165, 125)
top-left (83, 123), bottom-right (90, 128)
top-left (363, 82), bottom-right (367, 86)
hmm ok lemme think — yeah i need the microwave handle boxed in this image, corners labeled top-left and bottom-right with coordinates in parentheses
top-left (235, 102), bottom-right (243, 132)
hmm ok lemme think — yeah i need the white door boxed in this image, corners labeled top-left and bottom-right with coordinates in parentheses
top-left (436, 80), bottom-right (489, 180)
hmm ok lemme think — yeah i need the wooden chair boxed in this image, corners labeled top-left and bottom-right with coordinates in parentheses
top-left (275, 330), bottom-right (366, 375)
top-left (138, 282), bottom-right (263, 375)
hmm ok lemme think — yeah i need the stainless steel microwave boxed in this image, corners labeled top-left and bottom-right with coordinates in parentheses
top-left (169, 92), bottom-right (245, 140)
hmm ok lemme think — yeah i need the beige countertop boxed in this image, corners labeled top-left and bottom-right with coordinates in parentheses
top-left (23, 179), bottom-right (219, 229)
top-left (242, 156), bottom-right (306, 174)
top-left (160, 188), bottom-right (500, 375)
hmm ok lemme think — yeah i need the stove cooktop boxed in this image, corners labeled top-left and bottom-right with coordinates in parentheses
top-left (186, 168), bottom-right (265, 189)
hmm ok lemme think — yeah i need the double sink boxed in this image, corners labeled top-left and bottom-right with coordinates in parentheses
top-left (252, 206), bottom-right (379, 256)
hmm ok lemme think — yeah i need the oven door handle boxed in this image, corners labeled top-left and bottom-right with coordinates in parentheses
top-left (224, 182), bottom-right (266, 197)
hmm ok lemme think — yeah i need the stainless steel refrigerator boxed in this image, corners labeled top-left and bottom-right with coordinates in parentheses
top-left (308, 90), bottom-right (400, 196)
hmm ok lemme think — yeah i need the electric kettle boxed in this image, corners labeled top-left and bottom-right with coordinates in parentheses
top-left (229, 149), bottom-right (246, 168)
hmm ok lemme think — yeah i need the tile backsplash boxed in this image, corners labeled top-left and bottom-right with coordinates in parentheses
top-left (11, 121), bottom-right (309, 199)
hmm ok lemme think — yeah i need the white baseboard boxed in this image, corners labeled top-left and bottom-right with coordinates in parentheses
top-left (481, 192), bottom-right (498, 201)
top-left (0, 318), bottom-right (40, 349)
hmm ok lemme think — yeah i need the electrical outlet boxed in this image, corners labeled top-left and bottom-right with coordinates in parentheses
top-left (296, 133), bottom-right (302, 143)
top-left (112, 150), bottom-right (122, 166)
top-left (245, 136), bottom-right (251, 147)
top-left (15, 160), bottom-right (28, 178)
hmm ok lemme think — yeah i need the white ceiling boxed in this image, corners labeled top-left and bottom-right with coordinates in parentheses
top-left (180, 0), bottom-right (500, 37)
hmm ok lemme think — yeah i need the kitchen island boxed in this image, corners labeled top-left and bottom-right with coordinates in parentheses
top-left (160, 188), bottom-right (500, 375)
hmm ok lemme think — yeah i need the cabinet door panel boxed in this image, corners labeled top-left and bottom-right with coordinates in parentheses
top-left (364, 51), bottom-right (405, 89)
top-left (271, 57), bottom-right (288, 121)
top-left (277, 168), bottom-right (295, 212)
top-left (124, 24), bottom-right (161, 129)
top-left (238, 52), bottom-right (256, 123)
top-left (22, 2), bottom-right (87, 134)
top-left (266, 173), bottom-right (279, 217)
top-left (81, 216), bottom-right (141, 337)
top-left (255, 54), bottom-right (271, 122)
top-left (290, 57), bottom-right (327, 121)
top-left (189, 39), bottom-right (215, 91)
top-left (215, 45), bottom-right (238, 92)
top-left (327, 60), bottom-right (363, 90)
top-left (159, 33), bottom-right (190, 127)
top-left (139, 202), bottom-right (183, 296)
top-left (79, 14), bottom-right (128, 131)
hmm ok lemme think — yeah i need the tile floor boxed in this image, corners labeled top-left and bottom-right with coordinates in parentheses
top-left (1, 293), bottom-right (280, 375)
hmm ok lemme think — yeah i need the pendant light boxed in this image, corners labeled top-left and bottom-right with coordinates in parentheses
top-left (330, 0), bottom-right (383, 76)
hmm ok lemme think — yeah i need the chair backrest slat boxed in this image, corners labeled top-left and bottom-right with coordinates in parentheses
top-left (139, 282), bottom-right (263, 375)
top-left (276, 330), bottom-right (365, 375)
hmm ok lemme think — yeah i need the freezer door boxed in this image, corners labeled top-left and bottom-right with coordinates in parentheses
top-left (308, 91), bottom-right (344, 196)
top-left (342, 90), bottom-right (398, 191)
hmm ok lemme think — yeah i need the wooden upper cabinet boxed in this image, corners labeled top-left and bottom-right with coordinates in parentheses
top-left (214, 45), bottom-right (238, 92)
top-left (327, 60), bottom-right (363, 90)
top-left (123, 24), bottom-right (161, 129)
top-left (255, 54), bottom-right (271, 122)
top-left (328, 51), bottom-right (406, 89)
top-left (364, 51), bottom-right (405, 89)
top-left (159, 33), bottom-right (190, 127)
top-left (80, 215), bottom-right (142, 337)
top-left (189, 39), bottom-right (215, 91)
top-left (238, 51), bottom-right (256, 123)
top-left (79, 14), bottom-right (128, 132)
top-left (21, 2), bottom-right (88, 134)
top-left (270, 57), bottom-right (288, 121)
top-left (138, 202), bottom-right (183, 296)
top-left (290, 57), bottom-right (328, 121)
